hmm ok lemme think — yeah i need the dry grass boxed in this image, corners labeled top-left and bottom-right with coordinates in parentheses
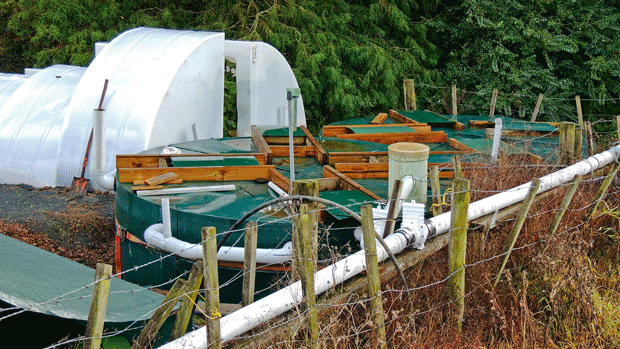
top-left (239, 153), bottom-right (620, 349)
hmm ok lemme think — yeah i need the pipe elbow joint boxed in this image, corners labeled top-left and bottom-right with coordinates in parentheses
top-left (93, 169), bottom-right (116, 191)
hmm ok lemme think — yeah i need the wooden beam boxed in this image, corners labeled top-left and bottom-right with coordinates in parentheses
top-left (251, 125), bottom-right (273, 164)
top-left (485, 128), bottom-right (558, 137)
top-left (388, 109), bottom-right (418, 124)
top-left (268, 168), bottom-right (291, 195)
top-left (333, 162), bottom-right (486, 179)
top-left (322, 165), bottom-right (384, 202)
top-left (337, 131), bottom-right (449, 144)
top-left (370, 113), bottom-right (388, 124)
top-left (116, 153), bottom-right (267, 168)
top-left (118, 165), bottom-right (277, 183)
top-left (301, 126), bottom-right (328, 165)
top-left (270, 145), bottom-right (315, 158)
top-left (262, 136), bottom-right (305, 145)
top-left (448, 138), bottom-right (478, 153)
top-left (322, 124), bottom-right (432, 138)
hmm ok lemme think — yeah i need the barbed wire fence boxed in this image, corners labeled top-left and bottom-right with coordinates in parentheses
top-left (1, 85), bottom-right (619, 348)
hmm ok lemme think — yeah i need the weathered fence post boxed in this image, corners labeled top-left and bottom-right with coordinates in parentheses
top-left (202, 227), bottom-right (221, 349)
top-left (494, 178), bottom-right (541, 288)
top-left (452, 84), bottom-right (458, 116)
top-left (170, 261), bottom-right (204, 341)
top-left (575, 95), bottom-right (584, 127)
top-left (489, 88), bottom-right (498, 117)
top-left (559, 122), bottom-right (576, 165)
top-left (530, 94), bottom-right (544, 122)
top-left (242, 221), bottom-right (258, 307)
top-left (588, 163), bottom-right (620, 219)
top-left (616, 115), bottom-right (620, 141)
top-left (383, 179), bottom-right (403, 237)
top-left (361, 204), bottom-right (387, 348)
top-left (430, 165), bottom-right (443, 216)
top-left (448, 178), bottom-right (470, 331)
top-left (585, 121), bottom-right (595, 157)
top-left (84, 263), bottom-right (113, 349)
top-left (404, 79), bottom-right (417, 111)
top-left (547, 175), bottom-right (582, 237)
top-left (292, 180), bottom-right (319, 348)
top-left (452, 155), bottom-right (463, 179)
top-left (132, 278), bottom-right (186, 349)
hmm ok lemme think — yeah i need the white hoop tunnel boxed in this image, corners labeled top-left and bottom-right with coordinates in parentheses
top-left (0, 27), bottom-right (305, 189)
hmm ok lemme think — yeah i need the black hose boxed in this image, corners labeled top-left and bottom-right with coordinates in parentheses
top-left (216, 195), bottom-right (409, 288)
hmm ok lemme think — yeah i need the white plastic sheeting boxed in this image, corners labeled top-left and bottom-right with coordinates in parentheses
top-left (0, 65), bottom-right (85, 187)
top-left (56, 27), bottom-right (225, 189)
top-left (0, 27), bottom-right (306, 189)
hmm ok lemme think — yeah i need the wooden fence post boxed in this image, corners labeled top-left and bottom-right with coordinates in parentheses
top-left (585, 121), bottom-right (595, 156)
top-left (383, 179), bottom-right (403, 237)
top-left (452, 85), bottom-right (458, 116)
top-left (616, 115), bottom-right (620, 141)
top-left (494, 178), bottom-right (541, 288)
top-left (132, 278), bottom-right (186, 349)
top-left (588, 163), bottom-right (620, 219)
top-left (559, 122), bottom-right (576, 165)
top-left (430, 165), bottom-right (443, 216)
top-left (404, 79), bottom-right (417, 111)
top-left (291, 180), bottom-right (319, 283)
top-left (452, 155), bottom-right (463, 179)
top-left (361, 204), bottom-right (387, 348)
top-left (84, 263), bottom-right (113, 349)
top-left (547, 176), bottom-right (582, 237)
top-left (448, 178), bottom-right (470, 331)
top-left (575, 95), bottom-right (584, 127)
top-left (170, 261), bottom-right (204, 341)
top-left (242, 221), bottom-right (258, 307)
top-left (530, 94), bottom-right (544, 122)
top-left (489, 88), bottom-right (498, 117)
top-left (293, 200), bottom-right (319, 348)
top-left (202, 227), bottom-right (221, 349)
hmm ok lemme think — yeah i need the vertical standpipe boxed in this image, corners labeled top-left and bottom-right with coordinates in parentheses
top-left (388, 143), bottom-right (429, 203)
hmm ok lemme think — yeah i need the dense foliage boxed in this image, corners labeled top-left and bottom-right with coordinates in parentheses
top-left (1, 0), bottom-right (620, 129)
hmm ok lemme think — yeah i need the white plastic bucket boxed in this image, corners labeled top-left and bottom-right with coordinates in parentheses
top-left (388, 142), bottom-right (429, 203)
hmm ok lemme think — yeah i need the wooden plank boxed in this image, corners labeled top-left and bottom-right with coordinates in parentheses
top-left (336, 131), bottom-right (449, 144)
top-left (333, 162), bottom-right (485, 179)
top-left (388, 109), bottom-right (418, 124)
top-left (317, 177), bottom-right (340, 191)
top-left (270, 145), bottom-right (315, 158)
top-left (251, 125), bottom-right (273, 165)
top-left (118, 165), bottom-right (276, 183)
top-left (262, 136), bottom-right (305, 145)
top-left (134, 178), bottom-right (183, 185)
top-left (370, 113), bottom-right (388, 124)
top-left (144, 172), bottom-right (179, 186)
top-left (322, 165), bottom-right (384, 202)
top-left (485, 128), bottom-right (558, 137)
top-left (158, 157), bottom-right (168, 168)
top-left (328, 152), bottom-right (389, 166)
top-left (448, 138), bottom-right (477, 153)
top-left (301, 125), bottom-right (328, 165)
top-left (268, 168), bottom-right (291, 195)
top-left (322, 124), bottom-right (432, 137)
top-left (116, 153), bottom-right (267, 168)
top-left (132, 185), bottom-right (165, 191)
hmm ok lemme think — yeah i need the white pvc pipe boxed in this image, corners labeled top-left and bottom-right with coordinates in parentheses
top-left (143, 223), bottom-right (293, 264)
top-left (161, 198), bottom-right (172, 239)
top-left (162, 145), bottom-right (620, 349)
top-left (268, 181), bottom-right (288, 198)
top-left (92, 108), bottom-right (116, 190)
top-left (136, 185), bottom-right (236, 197)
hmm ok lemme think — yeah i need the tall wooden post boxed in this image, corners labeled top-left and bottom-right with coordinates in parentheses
top-left (489, 88), bottom-right (498, 117)
top-left (202, 227), bottom-right (221, 349)
top-left (530, 94), bottom-right (544, 122)
top-left (292, 180), bottom-right (319, 348)
top-left (448, 178), bottom-right (470, 330)
top-left (585, 121), bottom-right (595, 156)
top-left (383, 179), bottom-right (403, 237)
top-left (170, 261), bottom-right (204, 340)
top-left (84, 263), bottom-right (113, 349)
top-left (404, 79), bottom-right (417, 111)
top-left (242, 221), bottom-right (258, 307)
top-left (452, 85), bottom-right (458, 116)
top-left (616, 115), bottom-right (620, 141)
top-left (559, 122), bottom-right (576, 165)
top-left (588, 163), bottom-right (620, 219)
top-left (430, 165), bottom-right (443, 216)
top-left (494, 178), bottom-right (541, 288)
top-left (575, 95), bottom-right (584, 127)
top-left (452, 155), bottom-right (463, 179)
top-left (547, 176), bottom-right (582, 237)
top-left (361, 204), bottom-right (387, 348)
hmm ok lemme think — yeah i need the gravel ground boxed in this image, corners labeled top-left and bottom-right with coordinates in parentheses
top-left (0, 184), bottom-right (116, 268)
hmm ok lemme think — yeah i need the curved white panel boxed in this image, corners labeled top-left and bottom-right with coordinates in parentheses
top-left (57, 27), bottom-right (225, 188)
top-left (0, 65), bottom-right (85, 187)
top-left (0, 73), bottom-right (28, 112)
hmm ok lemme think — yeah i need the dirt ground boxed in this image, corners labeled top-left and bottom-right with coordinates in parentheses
top-left (0, 184), bottom-right (116, 269)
